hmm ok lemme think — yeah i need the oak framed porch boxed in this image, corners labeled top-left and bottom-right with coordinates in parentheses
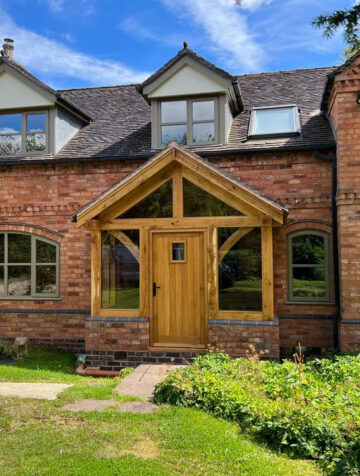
top-left (75, 143), bottom-right (286, 350)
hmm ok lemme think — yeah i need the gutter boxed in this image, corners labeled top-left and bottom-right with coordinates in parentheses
top-left (0, 143), bottom-right (337, 167)
top-left (315, 151), bottom-right (340, 349)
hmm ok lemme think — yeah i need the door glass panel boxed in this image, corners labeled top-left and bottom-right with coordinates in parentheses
top-left (292, 267), bottom-right (325, 298)
top-left (171, 242), bottom-right (185, 261)
top-left (8, 265), bottom-right (31, 296)
top-left (101, 230), bottom-right (140, 309)
top-left (8, 234), bottom-right (31, 263)
top-left (183, 179), bottom-right (243, 216)
top-left (218, 228), bottom-right (262, 311)
top-left (118, 180), bottom-right (172, 218)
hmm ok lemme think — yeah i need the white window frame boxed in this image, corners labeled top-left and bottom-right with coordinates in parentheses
top-left (159, 97), bottom-right (219, 147)
top-left (0, 110), bottom-right (49, 157)
top-left (248, 104), bottom-right (301, 138)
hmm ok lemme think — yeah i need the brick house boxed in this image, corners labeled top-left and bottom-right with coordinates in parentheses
top-left (0, 37), bottom-right (359, 368)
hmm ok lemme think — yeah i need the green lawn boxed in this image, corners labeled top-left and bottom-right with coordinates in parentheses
top-left (102, 287), bottom-right (139, 309)
top-left (0, 349), bottom-right (320, 476)
top-left (220, 278), bottom-right (262, 311)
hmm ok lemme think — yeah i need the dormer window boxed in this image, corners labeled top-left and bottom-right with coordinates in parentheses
top-left (160, 98), bottom-right (217, 147)
top-left (0, 111), bottom-right (48, 156)
top-left (249, 105), bottom-right (300, 137)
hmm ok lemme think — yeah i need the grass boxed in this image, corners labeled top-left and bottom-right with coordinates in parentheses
top-left (0, 348), bottom-right (320, 475)
top-left (293, 279), bottom-right (325, 297)
top-left (101, 287), bottom-right (139, 309)
top-left (220, 279), bottom-right (262, 311)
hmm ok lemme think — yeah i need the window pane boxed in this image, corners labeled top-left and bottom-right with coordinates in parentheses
top-left (26, 134), bottom-right (46, 152)
top-left (292, 234), bottom-right (324, 265)
top-left (193, 100), bottom-right (214, 121)
top-left (292, 267), bottom-right (325, 298)
top-left (0, 266), bottom-right (4, 295)
top-left (36, 240), bottom-right (56, 263)
top-left (0, 234), bottom-right (4, 263)
top-left (101, 230), bottom-right (140, 309)
top-left (161, 101), bottom-right (186, 123)
top-left (162, 124), bottom-right (187, 146)
top-left (0, 135), bottom-right (21, 155)
top-left (119, 180), bottom-right (172, 218)
top-left (172, 243), bottom-right (185, 261)
top-left (36, 265), bottom-right (56, 294)
top-left (8, 234), bottom-right (31, 263)
top-left (218, 228), bottom-right (262, 311)
top-left (26, 114), bottom-right (46, 133)
top-left (0, 114), bottom-right (22, 133)
top-left (8, 266), bottom-right (31, 296)
top-left (183, 179), bottom-right (242, 216)
top-left (193, 122), bottom-right (215, 143)
top-left (253, 107), bottom-right (295, 135)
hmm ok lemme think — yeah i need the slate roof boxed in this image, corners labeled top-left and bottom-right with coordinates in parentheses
top-left (0, 58), bottom-right (337, 165)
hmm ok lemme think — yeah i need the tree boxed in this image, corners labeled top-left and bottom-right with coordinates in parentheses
top-left (312, 4), bottom-right (360, 58)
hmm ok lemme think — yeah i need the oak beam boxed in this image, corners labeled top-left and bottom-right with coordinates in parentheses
top-left (218, 227), bottom-right (254, 263)
top-left (101, 216), bottom-right (263, 229)
top-left (108, 230), bottom-right (140, 262)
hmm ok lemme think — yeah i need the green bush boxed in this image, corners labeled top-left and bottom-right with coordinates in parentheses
top-left (154, 351), bottom-right (360, 475)
top-left (0, 341), bottom-right (12, 358)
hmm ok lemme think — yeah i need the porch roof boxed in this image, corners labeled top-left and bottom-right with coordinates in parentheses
top-left (73, 143), bottom-right (288, 227)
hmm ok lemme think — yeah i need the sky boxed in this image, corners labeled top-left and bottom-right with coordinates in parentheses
top-left (0, 0), bottom-right (352, 90)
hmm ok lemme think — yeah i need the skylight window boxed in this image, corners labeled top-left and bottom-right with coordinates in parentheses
top-left (249, 105), bottom-right (300, 137)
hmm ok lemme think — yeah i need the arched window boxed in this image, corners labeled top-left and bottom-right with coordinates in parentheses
top-left (287, 230), bottom-right (331, 303)
top-left (0, 232), bottom-right (59, 299)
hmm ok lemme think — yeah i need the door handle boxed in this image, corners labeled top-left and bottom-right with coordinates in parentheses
top-left (153, 282), bottom-right (161, 297)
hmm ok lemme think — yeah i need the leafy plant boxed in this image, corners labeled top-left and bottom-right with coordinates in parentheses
top-left (0, 341), bottom-right (13, 358)
top-left (154, 350), bottom-right (360, 475)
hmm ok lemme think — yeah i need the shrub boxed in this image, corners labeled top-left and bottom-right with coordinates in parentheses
top-left (0, 341), bottom-right (13, 358)
top-left (154, 351), bottom-right (360, 475)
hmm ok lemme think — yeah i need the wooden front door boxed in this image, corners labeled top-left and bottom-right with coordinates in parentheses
top-left (151, 231), bottom-right (206, 348)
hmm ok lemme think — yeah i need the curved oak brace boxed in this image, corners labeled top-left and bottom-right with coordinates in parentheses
top-left (108, 230), bottom-right (140, 262)
top-left (218, 227), bottom-right (254, 263)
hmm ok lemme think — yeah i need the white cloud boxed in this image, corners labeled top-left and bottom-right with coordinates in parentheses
top-left (120, 17), bottom-right (186, 48)
top-left (46, 0), bottom-right (65, 12)
top-left (240, 0), bottom-right (272, 10)
top-left (162, 0), bottom-right (267, 72)
top-left (45, 0), bottom-right (95, 14)
top-left (0, 9), bottom-right (151, 87)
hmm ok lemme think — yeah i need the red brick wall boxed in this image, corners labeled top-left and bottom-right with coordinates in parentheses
top-left (339, 323), bottom-right (360, 350)
top-left (327, 55), bottom-right (360, 349)
top-left (0, 149), bottom-right (336, 351)
top-left (209, 323), bottom-right (279, 359)
top-left (279, 317), bottom-right (333, 349)
top-left (85, 319), bottom-right (149, 351)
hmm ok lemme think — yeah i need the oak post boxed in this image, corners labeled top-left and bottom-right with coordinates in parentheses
top-left (262, 226), bottom-right (274, 320)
